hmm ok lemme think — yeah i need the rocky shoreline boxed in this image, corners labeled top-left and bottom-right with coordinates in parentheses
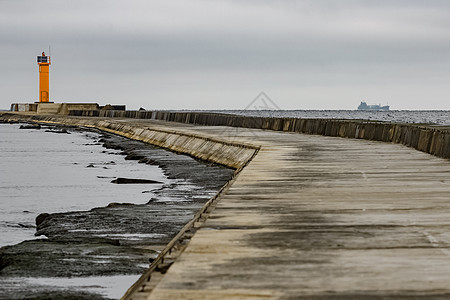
top-left (0, 124), bottom-right (234, 299)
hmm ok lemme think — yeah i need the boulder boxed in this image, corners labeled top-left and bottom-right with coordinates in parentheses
top-left (111, 178), bottom-right (163, 184)
top-left (35, 213), bottom-right (50, 227)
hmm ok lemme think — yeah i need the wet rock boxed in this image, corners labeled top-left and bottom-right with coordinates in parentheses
top-left (106, 202), bottom-right (135, 208)
top-left (111, 178), bottom-right (163, 184)
top-left (18, 223), bottom-right (35, 229)
top-left (101, 142), bottom-right (123, 150)
top-left (8, 290), bottom-right (106, 300)
top-left (124, 153), bottom-right (144, 160)
top-left (138, 158), bottom-right (148, 163)
top-left (0, 238), bottom-right (146, 278)
top-left (45, 128), bottom-right (70, 134)
top-left (19, 124), bottom-right (41, 130)
top-left (36, 213), bottom-right (50, 227)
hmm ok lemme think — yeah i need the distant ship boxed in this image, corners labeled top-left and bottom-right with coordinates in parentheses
top-left (358, 101), bottom-right (390, 111)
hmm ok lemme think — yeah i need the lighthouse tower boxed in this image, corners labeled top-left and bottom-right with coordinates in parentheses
top-left (37, 51), bottom-right (51, 103)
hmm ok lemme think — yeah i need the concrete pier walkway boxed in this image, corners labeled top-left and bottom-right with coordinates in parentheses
top-left (130, 121), bottom-right (450, 299)
top-left (1, 114), bottom-right (449, 298)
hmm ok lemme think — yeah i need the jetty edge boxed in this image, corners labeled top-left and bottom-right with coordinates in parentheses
top-left (0, 113), bottom-right (259, 169)
top-left (75, 110), bottom-right (449, 159)
top-left (1, 112), bottom-right (450, 299)
top-left (3, 110), bottom-right (448, 159)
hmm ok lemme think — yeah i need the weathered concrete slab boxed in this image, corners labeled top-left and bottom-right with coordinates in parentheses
top-left (139, 125), bottom-right (450, 299)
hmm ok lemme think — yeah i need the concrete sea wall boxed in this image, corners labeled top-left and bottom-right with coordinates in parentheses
top-left (77, 110), bottom-right (449, 159)
top-left (10, 103), bottom-right (99, 115)
top-left (2, 110), bottom-right (449, 159)
top-left (0, 113), bottom-right (258, 170)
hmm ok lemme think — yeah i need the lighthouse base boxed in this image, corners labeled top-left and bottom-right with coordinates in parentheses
top-left (10, 102), bottom-right (99, 115)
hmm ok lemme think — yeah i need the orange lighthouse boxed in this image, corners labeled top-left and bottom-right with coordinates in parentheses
top-left (37, 51), bottom-right (51, 103)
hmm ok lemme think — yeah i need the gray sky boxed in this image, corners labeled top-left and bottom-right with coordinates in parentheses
top-left (1, 0), bottom-right (449, 110)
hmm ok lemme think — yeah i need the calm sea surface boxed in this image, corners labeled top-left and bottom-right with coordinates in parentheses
top-left (208, 110), bottom-right (450, 125)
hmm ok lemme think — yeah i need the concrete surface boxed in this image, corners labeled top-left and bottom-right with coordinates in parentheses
top-left (137, 123), bottom-right (450, 299)
top-left (1, 113), bottom-right (450, 299)
top-left (10, 103), bottom-right (99, 115)
top-left (91, 110), bottom-right (450, 159)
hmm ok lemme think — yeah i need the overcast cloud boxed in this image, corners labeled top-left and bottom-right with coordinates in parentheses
top-left (1, 0), bottom-right (449, 110)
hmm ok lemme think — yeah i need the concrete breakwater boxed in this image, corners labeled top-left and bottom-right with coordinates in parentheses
top-left (0, 113), bottom-right (258, 170)
top-left (73, 110), bottom-right (450, 159)
top-left (3, 112), bottom-right (450, 299)
top-left (0, 113), bottom-right (246, 299)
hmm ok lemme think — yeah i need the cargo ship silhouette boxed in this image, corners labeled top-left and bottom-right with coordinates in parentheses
top-left (358, 101), bottom-right (390, 111)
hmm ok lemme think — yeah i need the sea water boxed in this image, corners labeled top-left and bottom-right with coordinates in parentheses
top-left (209, 110), bottom-right (450, 125)
top-left (0, 124), bottom-right (170, 248)
top-left (0, 124), bottom-right (171, 298)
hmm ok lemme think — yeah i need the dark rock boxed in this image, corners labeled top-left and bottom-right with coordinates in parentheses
top-left (19, 124), bottom-right (41, 130)
top-left (45, 128), bottom-right (70, 134)
top-left (107, 202), bottom-right (135, 208)
top-left (111, 178), bottom-right (163, 184)
top-left (125, 153), bottom-right (144, 160)
top-left (10, 290), bottom-right (106, 300)
top-left (36, 213), bottom-right (50, 227)
top-left (18, 223), bottom-right (35, 229)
